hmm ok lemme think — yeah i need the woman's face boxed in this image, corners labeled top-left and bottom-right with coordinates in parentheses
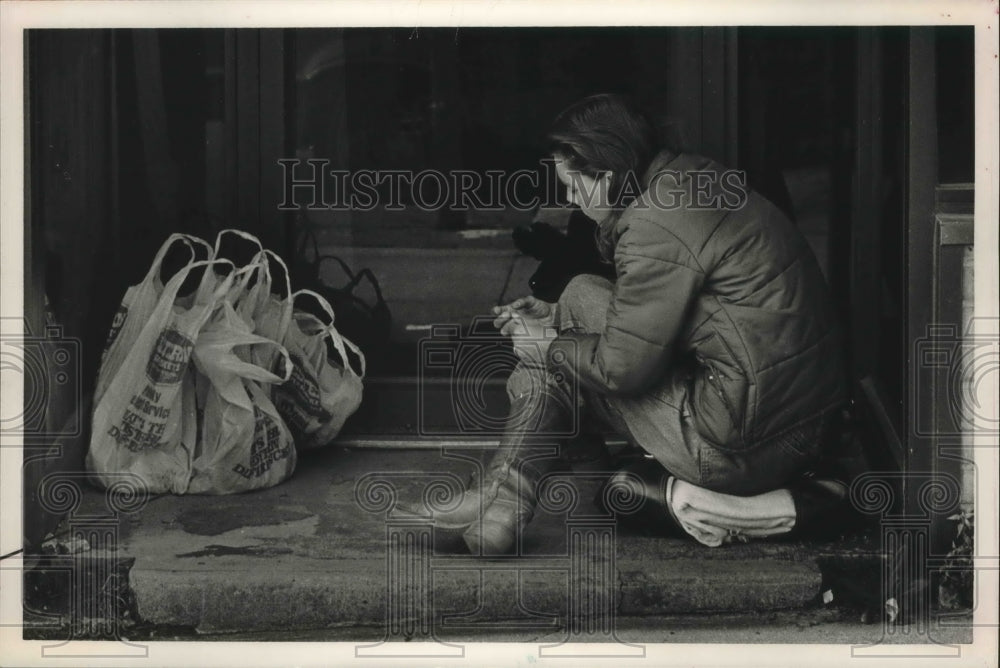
top-left (553, 156), bottom-right (612, 224)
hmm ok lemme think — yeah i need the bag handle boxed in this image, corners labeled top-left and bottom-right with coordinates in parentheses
top-left (232, 251), bottom-right (271, 318)
top-left (204, 258), bottom-right (239, 303)
top-left (327, 324), bottom-right (366, 378)
top-left (230, 262), bottom-right (262, 299)
top-left (145, 233), bottom-right (214, 288)
top-left (213, 228), bottom-right (264, 260)
top-left (245, 249), bottom-right (294, 344)
top-left (263, 249), bottom-right (292, 301)
top-left (291, 288), bottom-right (338, 325)
top-left (212, 229), bottom-right (267, 304)
top-left (194, 254), bottom-right (241, 304)
top-left (235, 249), bottom-right (292, 311)
top-left (158, 257), bottom-right (237, 325)
top-left (243, 337), bottom-right (294, 385)
top-left (290, 288), bottom-right (366, 377)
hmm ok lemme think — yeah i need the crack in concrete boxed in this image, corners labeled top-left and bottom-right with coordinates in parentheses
top-left (175, 544), bottom-right (295, 559)
top-left (616, 564), bottom-right (627, 618)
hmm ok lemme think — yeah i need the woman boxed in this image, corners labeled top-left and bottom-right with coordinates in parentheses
top-left (433, 94), bottom-right (849, 553)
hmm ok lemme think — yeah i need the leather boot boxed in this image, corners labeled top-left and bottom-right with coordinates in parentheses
top-left (460, 442), bottom-right (556, 554)
top-left (430, 378), bottom-right (573, 555)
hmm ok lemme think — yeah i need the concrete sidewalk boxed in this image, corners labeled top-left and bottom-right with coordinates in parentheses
top-left (52, 446), bottom-right (887, 639)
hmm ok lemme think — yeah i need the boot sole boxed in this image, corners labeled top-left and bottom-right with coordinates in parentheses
top-left (433, 518), bottom-right (476, 532)
top-left (462, 523), bottom-right (517, 555)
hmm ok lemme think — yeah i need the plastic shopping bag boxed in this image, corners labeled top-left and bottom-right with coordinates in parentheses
top-left (94, 234), bottom-right (213, 405)
top-left (251, 250), bottom-right (294, 353)
top-left (273, 290), bottom-right (365, 451)
top-left (87, 254), bottom-right (235, 494)
top-left (212, 231), bottom-right (293, 380)
top-left (212, 229), bottom-right (266, 318)
top-left (239, 249), bottom-right (294, 382)
top-left (187, 298), bottom-right (297, 494)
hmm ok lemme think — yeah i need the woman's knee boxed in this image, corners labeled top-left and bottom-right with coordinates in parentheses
top-left (505, 364), bottom-right (540, 401)
top-left (558, 274), bottom-right (614, 333)
top-left (505, 363), bottom-right (576, 411)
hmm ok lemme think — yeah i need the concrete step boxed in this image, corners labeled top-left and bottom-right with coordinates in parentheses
top-left (44, 448), bottom-right (881, 638)
top-left (125, 609), bottom-right (975, 645)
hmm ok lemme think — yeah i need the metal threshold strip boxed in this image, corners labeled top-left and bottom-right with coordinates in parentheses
top-left (335, 435), bottom-right (632, 450)
top-left (336, 374), bottom-right (630, 449)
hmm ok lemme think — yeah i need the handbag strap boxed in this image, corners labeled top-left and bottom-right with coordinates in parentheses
top-left (349, 267), bottom-right (386, 306)
top-left (316, 255), bottom-right (387, 308)
top-left (298, 221), bottom-right (387, 309)
top-left (296, 222), bottom-right (321, 263)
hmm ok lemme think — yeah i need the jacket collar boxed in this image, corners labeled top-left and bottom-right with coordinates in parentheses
top-left (641, 148), bottom-right (680, 187)
top-left (594, 148), bottom-right (680, 260)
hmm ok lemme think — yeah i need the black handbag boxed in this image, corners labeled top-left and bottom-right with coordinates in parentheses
top-left (291, 226), bottom-right (392, 370)
top-left (512, 209), bottom-right (616, 302)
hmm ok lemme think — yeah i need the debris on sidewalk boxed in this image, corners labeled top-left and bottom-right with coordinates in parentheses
top-left (40, 534), bottom-right (91, 555)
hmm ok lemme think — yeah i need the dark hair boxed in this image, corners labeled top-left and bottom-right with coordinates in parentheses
top-left (546, 94), bottom-right (658, 207)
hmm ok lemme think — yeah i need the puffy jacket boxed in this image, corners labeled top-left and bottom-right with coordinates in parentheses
top-left (552, 150), bottom-right (848, 449)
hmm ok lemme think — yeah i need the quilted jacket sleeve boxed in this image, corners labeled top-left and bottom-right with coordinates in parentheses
top-left (550, 218), bottom-right (705, 396)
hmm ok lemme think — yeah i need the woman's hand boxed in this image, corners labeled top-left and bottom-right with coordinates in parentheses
top-left (509, 314), bottom-right (557, 365)
top-left (492, 296), bottom-right (555, 334)
top-left (492, 296), bottom-right (557, 366)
